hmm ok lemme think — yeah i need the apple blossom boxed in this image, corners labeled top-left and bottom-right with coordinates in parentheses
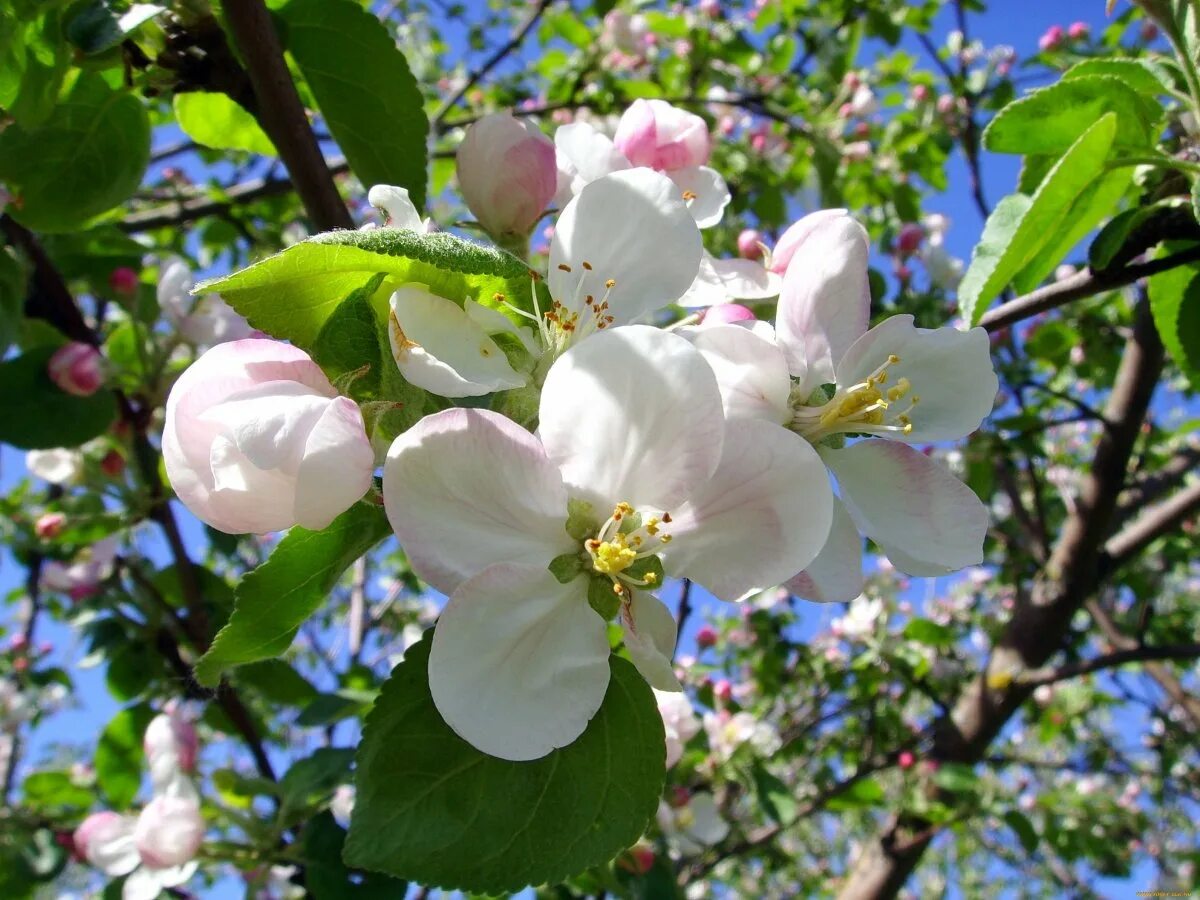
top-left (75, 811), bottom-right (140, 874)
top-left (163, 339), bottom-right (376, 534)
top-left (109, 266), bottom-right (139, 297)
top-left (144, 704), bottom-right (198, 789)
top-left (655, 688), bottom-right (701, 767)
top-left (832, 595), bottom-right (883, 641)
top-left (688, 210), bottom-right (997, 600)
top-left (157, 256), bottom-right (255, 347)
top-left (657, 792), bottom-right (729, 854)
top-left (41, 535), bottom-right (118, 597)
top-left (34, 512), bottom-right (66, 539)
top-left (47, 342), bottom-right (105, 396)
top-left (679, 250), bottom-right (780, 308)
top-left (25, 447), bottom-right (83, 485)
top-left (703, 710), bottom-right (782, 761)
top-left (385, 168), bottom-right (703, 397)
top-left (382, 326), bottom-right (832, 759)
top-left (737, 228), bottom-right (764, 259)
top-left (456, 112), bottom-right (558, 241)
top-left (330, 784), bottom-right (355, 829)
top-left (365, 184), bottom-right (425, 231)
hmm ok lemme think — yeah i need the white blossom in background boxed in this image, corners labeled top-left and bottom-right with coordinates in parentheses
top-left (143, 703), bottom-right (198, 790)
top-left (25, 447), bottom-right (83, 485)
top-left (655, 688), bottom-right (701, 767)
top-left (330, 784), bottom-right (355, 829)
top-left (832, 595), bottom-right (884, 641)
top-left (703, 710), bottom-right (781, 761)
top-left (918, 213), bottom-right (964, 291)
top-left (157, 256), bottom-right (254, 347)
top-left (687, 209), bottom-right (997, 602)
top-left (382, 326), bottom-right (832, 760)
top-left (41, 535), bottom-right (118, 598)
top-left (657, 792), bottom-right (730, 854)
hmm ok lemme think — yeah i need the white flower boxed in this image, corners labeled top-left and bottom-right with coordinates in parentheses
top-left (157, 257), bottom-right (254, 347)
top-left (657, 792), bottom-right (729, 854)
top-left (365, 184), bottom-right (430, 232)
top-left (41, 536), bottom-right (118, 596)
top-left (655, 688), bottom-right (701, 767)
top-left (330, 784), bottom-right (355, 829)
top-left (678, 251), bottom-right (781, 308)
top-left (386, 168), bottom-right (702, 397)
top-left (689, 210), bottom-right (997, 600)
top-left (703, 711), bottom-right (779, 761)
top-left (833, 595), bottom-right (883, 641)
top-left (26, 448), bottom-right (83, 485)
top-left (382, 326), bottom-right (832, 760)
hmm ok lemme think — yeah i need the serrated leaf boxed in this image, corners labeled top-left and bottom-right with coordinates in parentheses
top-left (0, 346), bottom-right (118, 449)
top-left (173, 92), bottom-right (276, 156)
top-left (960, 115), bottom-right (1118, 326)
top-left (983, 76), bottom-right (1160, 156)
top-left (1148, 253), bottom-right (1200, 390)
top-left (194, 502), bottom-right (391, 686)
top-left (1061, 58), bottom-right (1174, 95)
top-left (344, 635), bottom-right (664, 893)
top-left (302, 812), bottom-right (409, 899)
top-left (199, 228), bottom-right (531, 350)
top-left (95, 703), bottom-right (156, 808)
top-left (281, 0), bottom-right (428, 209)
top-left (0, 73), bottom-right (150, 232)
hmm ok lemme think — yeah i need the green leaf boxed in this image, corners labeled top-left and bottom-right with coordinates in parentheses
top-left (1148, 255), bottom-right (1200, 389)
top-left (565, 498), bottom-right (599, 541)
top-left (982, 76), bottom-right (1160, 156)
top-left (549, 553), bottom-right (584, 584)
top-left (0, 346), bottom-right (118, 449)
top-left (311, 273), bottom-right (387, 399)
top-left (1089, 197), bottom-right (1197, 271)
top-left (588, 574), bottom-right (622, 620)
top-left (0, 73), bottom-right (150, 232)
top-left (1004, 809), bottom-right (1039, 853)
top-left (1062, 58), bottom-right (1174, 95)
top-left (236, 660), bottom-right (319, 706)
top-left (193, 502), bottom-right (391, 686)
top-left (902, 618), bottom-right (954, 648)
top-left (95, 703), bottom-right (156, 808)
top-left (302, 813), bottom-right (408, 899)
top-left (281, 747), bottom-right (355, 815)
top-left (0, 246), bottom-right (25, 357)
top-left (960, 115), bottom-right (1118, 326)
top-left (296, 690), bottom-right (376, 727)
top-left (932, 762), bottom-right (979, 793)
top-left (751, 763), bottom-right (798, 826)
top-left (22, 770), bottom-right (95, 812)
top-left (825, 777), bottom-right (886, 810)
top-left (173, 92), bottom-right (276, 156)
top-left (199, 228), bottom-right (531, 351)
top-left (281, 0), bottom-right (428, 209)
top-left (344, 635), bottom-right (665, 893)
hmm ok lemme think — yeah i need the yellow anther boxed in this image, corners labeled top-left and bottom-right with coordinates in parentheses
top-left (888, 354), bottom-right (901, 364)
top-left (887, 377), bottom-right (911, 402)
top-left (644, 572), bottom-right (658, 585)
top-left (558, 263), bottom-right (572, 272)
top-left (682, 190), bottom-right (697, 201)
top-left (605, 279), bottom-right (616, 288)
top-left (645, 517), bottom-right (660, 535)
top-left (615, 502), bottom-right (634, 515)
top-left (493, 292), bottom-right (506, 301)
top-left (582, 260), bottom-right (593, 270)
top-left (593, 540), bottom-right (637, 575)
top-left (659, 534), bottom-right (673, 545)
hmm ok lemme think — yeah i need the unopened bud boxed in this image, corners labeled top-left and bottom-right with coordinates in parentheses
top-left (47, 343), bottom-right (105, 397)
top-left (736, 229), bottom-right (764, 260)
top-left (108, 267), bottom-right (139, 297)
top-left (695, 624), bottom-right (719, 648)
top-left (35, 512), bottom-right (66, 540)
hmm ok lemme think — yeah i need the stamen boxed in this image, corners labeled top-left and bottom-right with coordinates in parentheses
top-left (558, 263), bottom-right (572, 272)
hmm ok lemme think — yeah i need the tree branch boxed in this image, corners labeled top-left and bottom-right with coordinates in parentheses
top-left (221, 0), bottom-right (352, 231)
top-left (1018, 642), bottom-right (1200, 688)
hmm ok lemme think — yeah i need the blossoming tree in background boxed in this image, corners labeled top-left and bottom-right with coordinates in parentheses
top-left (1, 0), bottom-right (1198, 898)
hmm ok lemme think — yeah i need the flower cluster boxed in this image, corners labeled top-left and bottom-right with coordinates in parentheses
top-left (163, 101), bottom-right (997, 762)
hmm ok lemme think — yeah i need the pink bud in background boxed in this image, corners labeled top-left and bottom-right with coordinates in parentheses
top-left (669, 785), bottom-right (690, 807)
top-left (47, 343), bottom-right (104, 397)
top-left (842, 72), bottom-right (861, 91)
top-left (714, 679), bottom-right (733, 702)
top-left (910, 84), bottom-right (930, 104)
top-left (936, 94), bottom-right (956, 116)
top-left (134, 794), bottom-right (204, 869)
top-left (34, 512), bottom-right (66, 540)
top-left (1038, 24), bottom-right (1064, 52)
top-left (737, 228), bottom-right (764, 259)
top-left (456, 112), bottom-right (557, 239)
top-left (162, 339), bottom-right (376, 535)
top-left (896, 222), bottom-right (924, 256)
top-left (626, 844), bottom-right (656, 873)
top-left (700, 303), bottom-right (756, 326)
top-left (698, 0), bottom-right (720, 18)
top-left (99, 450), bottom-right (125, 478)
top-left (144, 706), bottom-right (199, 787)
top-left (696, 624), bottom-right (719, 648)
top-left (9, 634), bottom-right (27, 651)
top-left (74, 811), bottom-right (135, 867)
top-left (108, 267), bottom-right (139, 297)
top-left (898, 750), bottom-right (916, 769)
top-left (1141, 21), bottom-right (1158, 42)
top-left (1067, 21), bottom-right (1089, 40)
top-left (614, 99), bottom-right (711, 170)
top-left (843, 140), bottom-right (871, 162)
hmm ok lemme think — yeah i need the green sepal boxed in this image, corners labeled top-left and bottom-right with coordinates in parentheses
top-left (566, 498), bottom-right (599, 541)
top-left (587, 575), bottom-right (622, 620)
top-left (625, 554), bottom-right (664, 589)
top-left (618, 512), bottom-right (643, 535)
top-left (549, 553), bottom-right (585, 584)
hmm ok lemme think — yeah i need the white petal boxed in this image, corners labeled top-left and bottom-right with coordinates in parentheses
top-left (383, 408), bottom-right (573, 594)
top-left (292, 397), bottom-right (376, 530)
top-left (389, 285), bottom-right (526, 398)
top-left (553, 122), bottom-right (631, 205)
top-left (152, 861), bottom-right (199, 890)
top-left (549, 170), bottom-right (702, 325)
top-left (665, 420), bottom-right (833, 602)
top-left (687, 324), bottom-right (792, 425)
top-left (88, 823), bottom-right (140, 877)
top-left (685, 793), bottom-right (730, 846)
top-left (621, 592), bottom-right (680, 691)
top-left (538, 326), bottom-right (724, 510)
top-left (823, 441), bottom-right (989, 575)
top-left (429, 563), bottom-right (611, 760)
top-left (775, 213), bottom-right (871, 390)
top-left (669, 166), bottom-right (731, 228)
top-left (785, 496), bottom-right (863, 603)
top-left (834, 315), bottom-right (998, 443)
top-left (680, 252), bottom-right (781, 307)
top-left (464, 299), bottom-right (540, 356)
top-left (367, 184), bottom-right (423, 231)
top-left (122, 868), bottom-right (164, 900)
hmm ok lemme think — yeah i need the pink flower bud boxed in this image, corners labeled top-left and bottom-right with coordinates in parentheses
top-left (35, 512), bottom-right (66, 540)
top-left (1141, 22), bottom-right (1158, 42)
top-left (9, 634), bottom-right (28, 651)
top-left (144, 707), bottom-right (199, 786)
top-left (700, 304), bottom-right (755, 326)
top-left (1067, 21), bottom-right (1089, 40)
top-left (770, 208), bottom-right (854, 275)
top-left (135, 794), bottom-right (204, 868)
top-left (698, 0), bottom-right (720, 18)
top-left (936, 94), bottom-right (956, 116)
top-left (750, 133), bottom-right (768, 153)
top-left (837, 102), bottom-right (854, 119)
top-left (895, 264), bottom-right (912, 282)
top-left (853, 121), bottom-right (870, 139)
top-left (614, 99), bottom-right (711, 171)
top-left (714, 679), bottom-right (733, 702)
top-left (842, 72), bottom-right (861, 91)
top-left (843, 140), bottom-right (871, 162)
top-left (624, 844), bottom-right (656, 873)
top-left (718, 114), bottom-right (736, 135)
top-left (669, 785), bottom-right (690, 807)
top-left (737, 229), bottom-right (764, 260)
top-left (162, 340), bottom-right (375, 535)
top-left (695, 624), bottom-right (719, 648)
top-left (74, 811), bottom-right (134, 865)
top-left (47, 342), bottom-right (105, 397)
top-left (910, 84), bottom-right (930, 104)
top-left (1038, 25), bottom-right (1064, 52)
top-left (898, 750), bottom-right (916, 769)
top-left (99, 450), bottom-right (125, 478)
top-left (895, 222), bottom-right (924, 256)
top-left (12, 656), bottom-right (28, 672)
top-left (456, 112), bottom-right (557, 239)
top-left (108, 267), bottom-right (139, 297)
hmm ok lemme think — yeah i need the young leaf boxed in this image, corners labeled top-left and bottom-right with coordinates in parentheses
top-left (1061, 58), bottom-right (1174, 96)
top-left (1148, 256), bottom-right (1200, 390)
top-left (193, 502), bottom-right (392, 686)
top-left (173, 93), bottom-right (276, 157)
top-left (344, 635), bottom-right (665, 893)
top-left (282, 0), bottom-right (429, 209)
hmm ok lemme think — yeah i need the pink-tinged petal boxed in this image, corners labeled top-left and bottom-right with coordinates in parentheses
top-left (554, 122), bottom-right (631, 205)
top-left (681, 251), bottom-right (780, 307)
top-left (538, 326), bottom-right (724, 511)
top-left (367, 184), bottom-right (423, 231)
top-left (622, 591), bottom-right (680, 690)
top-left (549, 169), bottom-right (702, 325)
top-left (456, 112), bottom-right (557, 237)
top-left (614, 99), bottom-right (711, 170)
top-left (664, 420), bottom-right (833, 602)
top-left (834, 315), bottom-right (998, 443)
top-left (668, 166), bottom-right (730, 228)
top-left (687, 324), bottom-right (792, 425)
top-left (383, 408), bottom-right (573, 595)
top-left (769, 208), bottom-right (848, 274)
top-left (292, 397), bottom-right (375, 530)
top-left (775, 211), bottom-right (871, 389)
top-left (823, 441), bottom-right (989, 575)
top-left (76, 812), bottom-right (139, 876)
top-left (701, 303), bottom-right (756, 325)
top-left (785, 496), bottom-right (863, 603)
top-left (429, 563), bottom-right (611, 760)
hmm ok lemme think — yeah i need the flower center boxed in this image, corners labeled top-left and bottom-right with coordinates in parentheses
top-left (584, 502), bottom-right (672, 598)
top-left (496, 263), bottom-right (618, 361)
top-left (790, 354), bottom-right (919, 443)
